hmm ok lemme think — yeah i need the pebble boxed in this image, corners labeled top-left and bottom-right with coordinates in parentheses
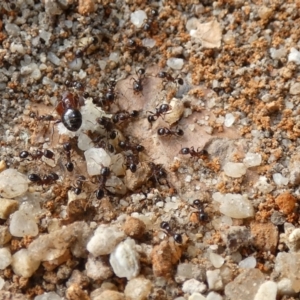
top-left (220, 226), bottom-right (251, 252)
top-left (93, 290), bottom-right (125, 300)
top-left (0, 198), bottom-right (19, 219)
top-left (274, 252), bottom-right (300, 291)
top-left (4, 23), bottom-right (20, 36)
top-left (224, 113), bottom-right (235, 127)
top-left (176, 263), bottom-right (206, 283)
top-left (288, 48), bottom-right (300, 64)
top-left (124, 276), bottom-right (152, 300)
top-left (84, 148), bottom-right (112, 176)
top-left (78, 0), bottom-right (96, 15)
top-left (250, 222), bottom-right (278, 253)
top-left (85, 255), bottom-right (113, 280)
top-left (167, 58), bottom-right (184, 70)
top-left (0, 247), bottom-right (12, 269)
top-left (123, 216), bottom-right (146, 239)
top-left (209, 252), bottom-right (224, 268)
top-left (9, 210), bottom-right (39, 237)
top-left (130, 10), bottom-right (147, 28)
top-left (238, 256), bottom-right (256, 269)
top-left (47, 52), bottom-right (61, 66)
top-left (0, 277), bottom-right (5, 290)
top-left (87, 224), bottom-right (125, 257)
top-left (254, 176), bottom-right (274, 193)
top-left (34, 292), bottom-right (62, 300)
top-left (225, 269), bottom-right (265, 300)
top-left (218, 193), bottom-right (254, 219)
top-left (275, 192), bottom-right (296, 215)
top-left (109, 238), bottom-right (140, 280)
top-left (207, 270), bottom-right (223, 290)
top-left (0, 169), bottom-right (28, 198)
top-left (277, 278), bottom-right (295, 295)
top-left (142, 38), bottom-right (156, 48)
top-left (188, 293), bottom-right (206, 300)
top-left (66, 284), bottom-right (89, 300)
top-left (273, 173), bottom-right (289, 185)
top-left (0, 225), bottom-right (12, 245)
top-left (223, 162), bottom-right (247, 178)
top-left (11, 249), bottom-right (40, 278)
top-left (206, 292), bottom-right (223, 300)
top-left (253, 281), bottom-right (277, 300)
top-left (243, 153), bottom-right (262, 167)
top-left (182, 279), bottom-right (207, 294)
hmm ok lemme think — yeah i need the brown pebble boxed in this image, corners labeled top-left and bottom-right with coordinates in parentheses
top-left (275, 192), bottom-right (296, 215)
top-left (78, 0), bottom-right (96, 15)
top-left (123, 217), bottom-right (146, 239)
top-left (250, 222), bottom-right (278, 253)
top-left (66, 284), bottom-right (90, 300)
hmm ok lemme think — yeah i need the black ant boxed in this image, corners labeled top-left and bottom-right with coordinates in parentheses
top-left (190, 199), bottom-right (209, 222)
top-left (56, 91), bottom-right (83, 132)
top-left (29, 112), bottom-right (55, 122)
top-left (179, 147), bottom-right (208, 159)
top-left (147, 104), bottom-right (171, 124)
top-left (71, 175), bottom-right (86, 195)
top-left (112, 110), bottom-right (139, 124)
top-left (19, 149), bottom-right (55, 161)
top-left (85, 131), bottom-right (115, 153)
top-left (95, 167), bottom-right (111, 199)
top-left (159, 221), bottom-right (182, 244)
top-left (63, 142), bottom-right (74, 172)
top-left (96, 116), bottom-right (115, 133)
top-left (157, 127), bottom-right (184, 137)
top-left (93, 80), bottom-right (118, 110)
top-left (124, 153), bottom-right (139, 173)
top-left (28, 172), bottom-right (59, 187)
top-left (157, 71), bottom-right (184, 87)
top-left (118, 141), bottom-right (144, 153)
top-left (131, 68), bottom-right (146, 95)
top-left (149, 162), bottom-right (168, 184)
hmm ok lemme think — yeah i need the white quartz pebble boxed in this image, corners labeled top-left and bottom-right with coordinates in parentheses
top-left (206, 269), bottom-right (223, 290)
top-left (0, 169), bottom-right (28, 198)
top-left (0, 247), bottom-right (12, 269)
top-left (109, 238), bottom-right (140, 280)
top-left (87, 224), bottom-right (125, 257)
top-left (288, 48), bottom-right (300, 64)
top-left (223, 162), bottom-right (247, 178)
top-left (124, 276), bottom-right (152, 300)
top-left (254, 281), bottom-right (277, 300)
top-left (84, 148), bottom-right (111, 176)
top-left (182, 279), bottom-right (207, 294)
top-left (219, 193), bottom-right (254, 219)
top-left (11, 249), bottom-right (40, 278)
top-left (167, 58), bottom-right (184, 70)
top-left (224, 113), bottom-right (235, 127)
top-left (273, 173), bottom-right (289, 185)
top-left (9, 211), bottom-right (39, 237)
top-left (130, 10), bottom-right (147, 28)
top-left (239, 256), bottom-right (256, 269)
top-left (34, 292), bottom-right (62, 300)
top-left (209, 252), bottom-right (224, 268)
top-left (188, 294), bottom-right (206, 300)
top-left (243, 153), bottom-right (262, 167)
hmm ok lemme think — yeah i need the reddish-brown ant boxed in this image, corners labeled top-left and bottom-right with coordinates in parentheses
top-left (56, 91), bottom-right (83, 132)
top-left (94, 167), bottom-right (111, 199)
top-left (118, 141), bottom-right (144, 153)
top-left (179, 147), bottom-right (208, 159)
top-left (159, 221), bottom-right (182, 244)
top-left (147, 104), bottom-right (171, 124)
top-left (124, 153), bottom-right (140, 173)
top-left (157, 127), bottom-right (184, 137)
top-left (29, 112), bottom-right (55, 122)
top-left (28, 172), bottom-right (59, 187)
top-left (143, 9), bottom-right (158, 32)
top-left (93, 80), bottom-right (118, 110)
top-left (71, 175), bottom-right (86, 195)
top-left (149, 162), bottom-right (168, 184)
top-left (74, 37), bottom-right (98, 59)
top-left (190, 199), bottom-right (209, 222)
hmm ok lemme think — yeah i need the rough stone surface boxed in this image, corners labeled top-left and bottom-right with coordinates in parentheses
top-left (223, 162), bottom-right (247, 178)
top-left (9, 210), bottom-right (39, 237)
top-left (123, 216), bottom-right (146, 239)
top-left (0, 225), bottom-right (11, 245)
top-left (93, 290), bottom-right (125, 300)
top-left (218, 194), bottom-right (254, 219)
top-left (0, 169), bottom-right (28, 198)
top-left (182, 278), bottom-right (207, 294)
top-left (220, 226), bottom-right (251, 253)
top-left (124, 276), bottom-right (152, 300)
top-left (11, 249), bottom-right (40, 278)
top-left (86, 255), bottom-right (113, 281)
top-left (275, 192), bottom-right (296, 215)
top-left (0, 198), bottom-right (19, 219)
top-left (225, 269), bottom-right (265, 300)
top-left (87, 224), bottom-right (125, 257)
top-left (207, 269), bottom-right (223, 291)
top-left (109, 238), bottom-right (140, 280)
top-left (250, 222), bottom-right (278, 253)
top-left (0, 247), bottom-right (12, 270)
top-left (253, 281), bottom-right (277, 300)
